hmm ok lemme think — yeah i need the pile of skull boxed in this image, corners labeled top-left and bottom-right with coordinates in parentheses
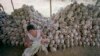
top-left (0, 2), bottom-right (100, 52)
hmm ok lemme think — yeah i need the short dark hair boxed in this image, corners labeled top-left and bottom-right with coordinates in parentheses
top-left (27, 24), bottom-right (35, 31)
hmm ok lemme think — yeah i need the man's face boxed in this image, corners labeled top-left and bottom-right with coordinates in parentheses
top-left (29, 30), bottom-right (36, 36)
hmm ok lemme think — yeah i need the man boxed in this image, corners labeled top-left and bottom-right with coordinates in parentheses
top-left (22, 24), bottom-right (49, 56)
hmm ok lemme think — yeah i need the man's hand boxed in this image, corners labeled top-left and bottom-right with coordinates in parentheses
top-left (41, 38), bottom-right (50, 45)
top-left (24, 35), bottom-right (32, 48)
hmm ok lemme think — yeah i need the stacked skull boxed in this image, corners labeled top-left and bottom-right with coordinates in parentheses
top-left (0, 5), bottom-right (47, 46)
top-left (0, 2), bottom-right (100, 52)
top-left (47, 2), bottom-right (100, 51)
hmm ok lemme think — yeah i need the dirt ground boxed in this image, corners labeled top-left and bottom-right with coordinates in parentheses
top-left (38, 46), bottom-right (100, 56)
top-left (0, 44), bottom-right (100, 56)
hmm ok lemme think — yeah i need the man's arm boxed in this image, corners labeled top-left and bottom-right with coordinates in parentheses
top-left (24, 33), bottom-right (32, 48)
top-left (40, 31), bottom-right (50, 44)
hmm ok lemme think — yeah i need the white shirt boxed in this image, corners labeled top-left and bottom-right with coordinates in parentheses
top-left (27, 30), bottom-right (42, 44)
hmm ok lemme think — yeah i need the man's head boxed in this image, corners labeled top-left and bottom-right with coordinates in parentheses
top-left (27, 24), bottom-right (37, 36)
top-left (27, 24), bottom-right (35, 31)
